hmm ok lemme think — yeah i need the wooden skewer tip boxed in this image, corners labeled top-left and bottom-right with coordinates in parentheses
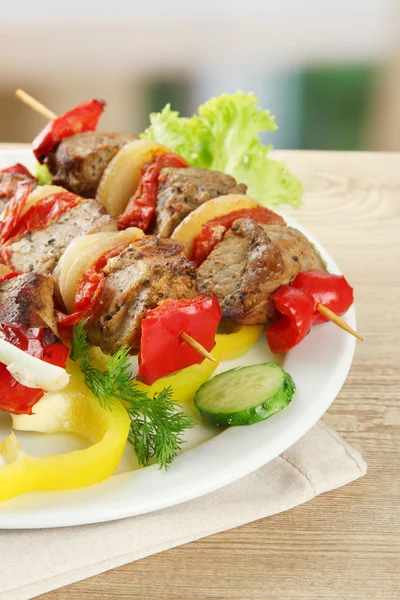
top-left (180, 331), bottom-right (218, 363)
top-left (317, 304), bottom-right (363, 341)
top-left (15, 89), bottom-right (57, 120)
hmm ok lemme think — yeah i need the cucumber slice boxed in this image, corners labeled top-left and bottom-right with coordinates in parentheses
top-left (194, 363), bottom-right (295, 427)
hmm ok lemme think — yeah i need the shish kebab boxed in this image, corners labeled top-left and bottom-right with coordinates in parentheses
top-left (0, 95), bottom-right (230, 382)
top-left (0, 180), bottom-right (221, 386)
top-left (0, 105), bottom-right (223, 386)
top-left (15, 90), bottom-right (361, 340)
top-left (0, 92), bottom-right (360, 409)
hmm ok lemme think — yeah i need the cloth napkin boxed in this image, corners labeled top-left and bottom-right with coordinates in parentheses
top-left (0, 422), bottom-right (366, 600)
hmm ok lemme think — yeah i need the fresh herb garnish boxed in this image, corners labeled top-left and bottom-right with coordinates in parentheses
top-left (71, 321), bottom-right (195, 468)
top-left (142, 91), bottom-right (303, 209)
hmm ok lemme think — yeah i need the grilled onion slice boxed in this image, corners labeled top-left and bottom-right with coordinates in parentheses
top-left (96, 139), bottom-right (171, 217)
top-left (171, 195), bottom-right (259, 257)
top-left (54, 231), bottom-right (113, 309)
top-left (56, 228), bottom-right (144, 313)
top-left (23, 185), bottom-right (67, 215)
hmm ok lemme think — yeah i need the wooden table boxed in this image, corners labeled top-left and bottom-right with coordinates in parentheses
top-left (29, 151), bottom-right (399, 600)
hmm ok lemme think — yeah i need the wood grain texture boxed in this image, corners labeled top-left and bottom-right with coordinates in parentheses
top-left (29, 150), bottom-right (399, 600)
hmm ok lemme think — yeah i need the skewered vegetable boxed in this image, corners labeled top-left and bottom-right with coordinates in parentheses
top-left (33, 99), bottom-right (105, 163)
top-left (0, 360), bottom-right (130, 502)
top-left (137, 295), bottom-right (221, 385)
top-left (96, 139), bottom-right (172, 216)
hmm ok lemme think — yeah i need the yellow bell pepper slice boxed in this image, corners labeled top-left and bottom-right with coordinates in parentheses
top-left (215, 325), bottom-right (263, 362)
top-left (0, 325), bottom-right (262, 502)
top-left (134, 325), bottom-right (263, 402)
top-left (134, 349), bottom-right (219, 403)
top-left (0, 361), bottom-right (130, 503)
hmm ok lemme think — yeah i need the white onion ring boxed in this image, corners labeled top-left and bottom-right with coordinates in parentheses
top-left (55, 228), bottom-right (144, 313)
top-left (171, 195), bottom-right (259, 256)
top-left (96, 139), bottom-right (171, 217)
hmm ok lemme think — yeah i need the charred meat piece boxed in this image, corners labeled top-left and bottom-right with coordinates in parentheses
top-left (0, 272), bottom-right (56, 331)
top-left (47, 131), bottom-right (136, 198)
top-left (86, 236), bottom-right (199, 354)
top-left (155, 167), bottom-right (247, 237)
top-left (7, 199), bottom-right (117, 275)
top-left (0, 172), bottom-right (37, 213)
top-left (198, 220), bottom-right (326, 325)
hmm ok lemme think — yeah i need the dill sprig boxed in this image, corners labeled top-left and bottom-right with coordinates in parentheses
top-left (71, 321), bottom-right (195, 468)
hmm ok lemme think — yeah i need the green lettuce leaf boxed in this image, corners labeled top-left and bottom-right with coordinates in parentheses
top-left (142, 91), bottom-right (303, 209)
top-left (34, 163), bottom-right (52, 185)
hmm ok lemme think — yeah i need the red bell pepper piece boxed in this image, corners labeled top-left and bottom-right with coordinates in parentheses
top-left (0, 163), bottom-right (35, 178)
top-left (0, 180), bottom-right (33, 245)
top-left (266, 271), bottom-right (355, 353)
top-left (0, 324), bottom-right (69, 414)
top-left (191, 206), bottom-right (285, 267)
top-left (137, 294), bottom-right (222, 385)
top-left (33, 99), bottom-right (105, 163)
top-left (291, 271), bottom-right (354, 324)
top-left (118, 153), bottom-right (188, 232)
top-left (265, 286), bottom-right (315, 354)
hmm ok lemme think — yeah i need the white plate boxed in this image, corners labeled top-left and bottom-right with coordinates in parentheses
top-left (0, 149), bottom-right (356, 529)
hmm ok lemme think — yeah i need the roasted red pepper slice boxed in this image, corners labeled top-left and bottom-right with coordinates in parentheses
top-left (191, 206), bottom-right (285, 266)
top-left (0, 163), bottom-right (35, 178)
top-left (0, 324), bottom-right (69, 414)
top-left (118, 153), bottom-right (188, 232)
top-left (0, 180), bottom-right (35, 245)
top-left (56, 245), bottom-right (129, 328)
top-left (0, 192), bottom-right (80, 265)
top-left (291, 271), bottom-right (354, 324)
top-left (33, 99), bottom-right (105, 163)
top-left (137, 294), bottom-right (222, 385)
top-left (266, 271), bottom-right (355, 353)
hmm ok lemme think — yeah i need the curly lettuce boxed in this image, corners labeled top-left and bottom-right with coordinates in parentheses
top-left (142, 91), bottom-right (303, 209)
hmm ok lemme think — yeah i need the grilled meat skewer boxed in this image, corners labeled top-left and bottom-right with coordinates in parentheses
top-left (198, 220), bottom-right (326, 325)
top-left (83, 236), bottom-right (199, 354)
top-left (47, 132), bottom-right (136, 198)
top-left (0, 187), bottom-right (116, 275)
top-left (46, 133), bottom-right (246, 236)
top-left (154, 167), bottom-right (246, 237)
top-left (0, 272), bottom-right (57, 331)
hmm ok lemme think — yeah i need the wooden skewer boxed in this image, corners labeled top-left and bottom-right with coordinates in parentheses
top-left (15, 89), bottom-right (57, 120)
top-left (15, 89), bottom-right (360, 353)
top-left (317, 304), bottom-right (363, 341)
top-left (180, 332), bottom-right (218, 363)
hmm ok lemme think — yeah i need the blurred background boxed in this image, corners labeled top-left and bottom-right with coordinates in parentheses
top-left (0, 0), bottom-right (399, 150)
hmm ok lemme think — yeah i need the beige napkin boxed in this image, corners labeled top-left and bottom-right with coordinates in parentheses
top-left (0, 422), bottom-right (366, 600)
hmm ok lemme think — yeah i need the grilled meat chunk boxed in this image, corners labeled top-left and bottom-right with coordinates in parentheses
top-left (0, 272), bottom-right (56, 331)
top-left (47, 131), bottom-right (136, 198)
top-left (0, 172), bottom-right (37, 212)
top-left (7, 198), bottom-right (117, 275)
top-left (155, 167), bottom-right (247, 237)
top-left (86, 236), bottom-right (198, 354)
top-left (198, 220), bottom-right (326, 325)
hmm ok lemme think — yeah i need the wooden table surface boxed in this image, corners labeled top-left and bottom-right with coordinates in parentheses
top-left (28, 150), bottom-right (399, 599)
